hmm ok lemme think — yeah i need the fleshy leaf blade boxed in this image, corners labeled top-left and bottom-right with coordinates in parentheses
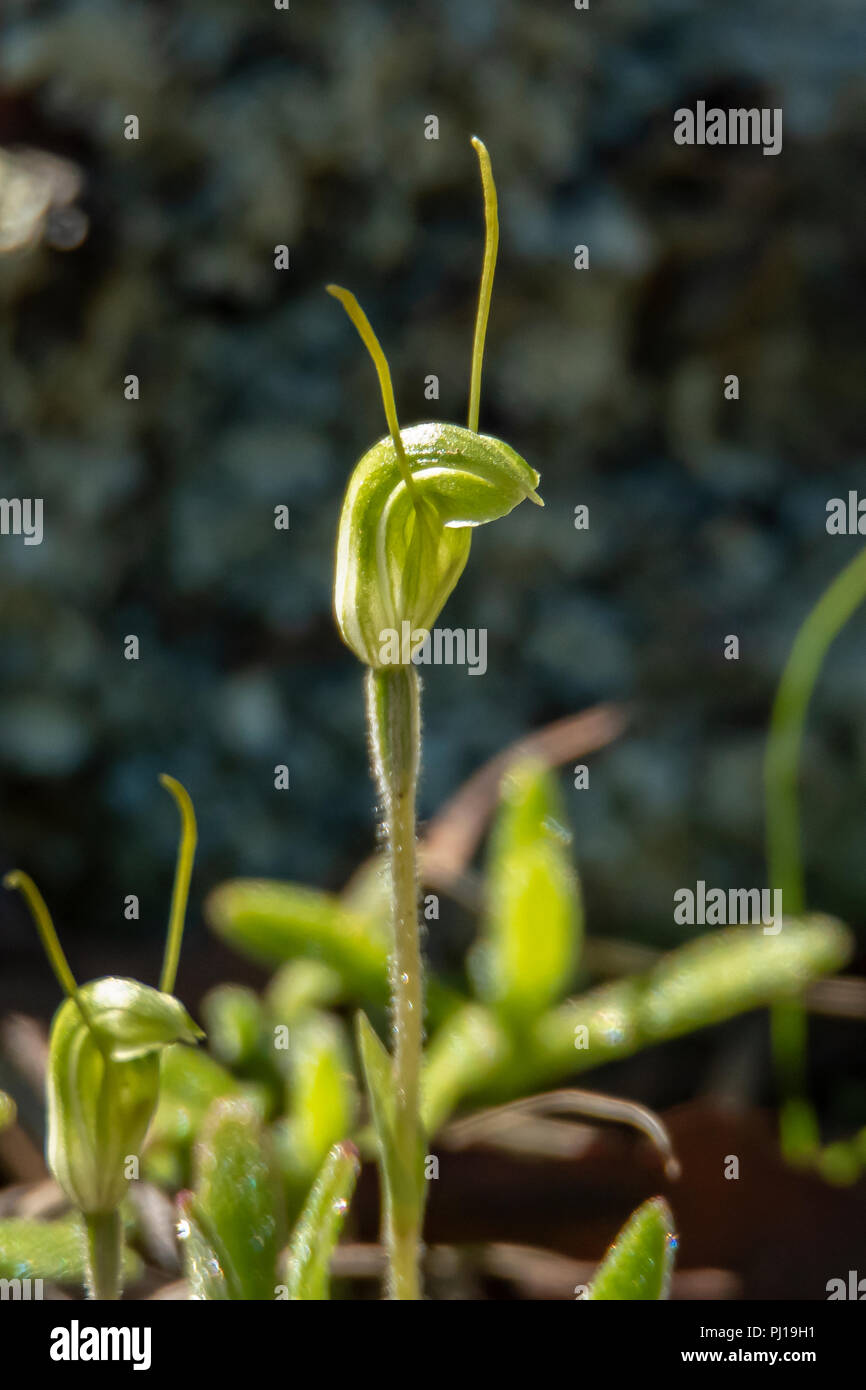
top-left (473, 759), bottom-right (582, 1023)
top-left (206, 880), bottom-right (388, 1002)
top-left (177, 1193), bottom-right (230, 1300)
top-left (189, 1097), bottom-right (284, 1300)
top-left (277, 1012), bottom-right (357, 1203)
top-left (587, 1197), bottom-right (676, 1301)
top-left (531, 915), bottom-right (853, 1090)
top-left (284, 1141), bottom-right (360, 1300)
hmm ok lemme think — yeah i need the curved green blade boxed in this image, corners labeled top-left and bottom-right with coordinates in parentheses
top-left (284, 1141), bottom-right (360, 1300)
top-left (587, 1197), bottom-right (676, 1301)
top-left (206, 880), bottom-right (388, 1002)
top-left (473, 758), bottom-right (581, 1022)
top-left (188, 1097), bottom-right (285, 1300)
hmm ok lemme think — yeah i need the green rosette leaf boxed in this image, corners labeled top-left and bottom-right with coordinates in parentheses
top-left (586, 1197), bottom-right (677, 1301)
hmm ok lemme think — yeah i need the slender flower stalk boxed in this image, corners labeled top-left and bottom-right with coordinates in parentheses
top-left (84, 1209), bottom-right (123, 1302)
top-left (328, 137), bottom-right (542, 1297)
top-left (366, 666), bottom-right (423, 1298)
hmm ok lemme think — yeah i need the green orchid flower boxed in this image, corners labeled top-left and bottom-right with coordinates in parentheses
top-left (4, 774), bottom-right (202, 1298)
top-left (329, 137), bottom-right (542, 671)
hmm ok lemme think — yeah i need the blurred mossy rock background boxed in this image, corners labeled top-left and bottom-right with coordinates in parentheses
top-left (0, 0), bottom-right (865, 1003)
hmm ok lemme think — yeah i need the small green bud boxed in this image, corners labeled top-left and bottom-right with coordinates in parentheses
top-left (328, 137), bottom-right (542, 670)
top-left (48, 978), bottom-right (202, 1215)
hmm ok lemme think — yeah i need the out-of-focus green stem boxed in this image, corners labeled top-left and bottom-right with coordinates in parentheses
top-left (84, 1209), bottom-right (122, 1301)
top-left (765, 545), bottom-right (866, 1160)
top-left (366, 666), bottom-right (424, 1300)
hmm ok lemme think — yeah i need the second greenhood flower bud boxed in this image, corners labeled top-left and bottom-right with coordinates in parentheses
top-left (4, 775), bottom-right (202, 1222)
top-left (48, 977), bottom-right (202, 1214)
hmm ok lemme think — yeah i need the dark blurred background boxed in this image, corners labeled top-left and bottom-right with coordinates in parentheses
top-left (1, 0), bottom-right (865, 1015)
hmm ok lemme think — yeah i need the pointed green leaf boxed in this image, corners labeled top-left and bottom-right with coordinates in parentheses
top-left (265, 960), bottom-right (343, 1021)
top-left (637, 914), bottom-right (852, 1041)
top-left (277, 1012), bottom-right (357, 1194)
top-left (473, 759), bottom-right (581, 1022)
top-left (355, 1011), bottom-right (400, 1192)
top-left (356, 1010), bottom-right (423, 1234)
top-left (201, 984), bottom-right (265, 1068)
top-left (0, 1090), bottom-right (16, 1132)
top-left (177, 1193), bottom-right (230, 1300)
top-left (148, 1042), bottom-right (245, 1149)
top-left (145, 1042), bottom-right (271, 1189)
top-left (816, 1139), bottom-right (862, 1187)
top-left (355, 1010), bottom-right (397, 1149)
top-left (189, 1097), bottom-right (284, 1300)
top-left (340, 856), bottom-right (391, 920)
top-left (531, 916), bottom-right (853, 1091)
top-left (587, 1197), bottom-right (676, 1301)
top-left (422, 1004), bottom-right (509, 1135)
top-left (284, 1141), bottom-right (360, 1300)
top-left (208, 875), bottom-right (458, 1023)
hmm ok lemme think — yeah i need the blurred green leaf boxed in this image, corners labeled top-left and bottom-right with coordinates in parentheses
top-left (817, 1140), bottom-right (862, 1187)
top-left (283, 1141), bottom-right (360, 1300)
top-left (207, 877), bottom-right (461, 1025)
top-left (276, 1012), bottom-right (357, 1196)
top-left (422, 1004), bottom-right (510, 1135)
top-left (201, 984), bottom-right (265, 1069)
top-left (206, 880), bottom-right (388, 1002)
top-left (340, 857), bottom-right (389, 922)
top-left (0, 1215), bottom-right (141, 1287)
top-left (636, 916), bottom-right (852, 1041)
top-left (265, 960), bottom-right (343, 1022)
top-left (779, 1094), bottom-right (821, 1166)
top-left (148, 1042), bottom-right (247, 1150)
top-left (142, 1141), bottom-right (185, 1191)
top-left (472, 759), bottom-right (581, 1023)
top-left (0, 1090), bottom-right (16, 1132)
top-left (587, 1197), bottom-right (676, 1300)
top-left (530, 916), bottom-right (853, 1094)
top-left (189, 1097), bottom-right (285, 1300)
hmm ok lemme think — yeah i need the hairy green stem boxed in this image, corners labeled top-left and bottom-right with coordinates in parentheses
top-left (765, 544), bottom-right (866, 1159)
top-left (84, 1209), bottom-right (123, 1300)
top-left (366, 666), bottom-right (424, 1300)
